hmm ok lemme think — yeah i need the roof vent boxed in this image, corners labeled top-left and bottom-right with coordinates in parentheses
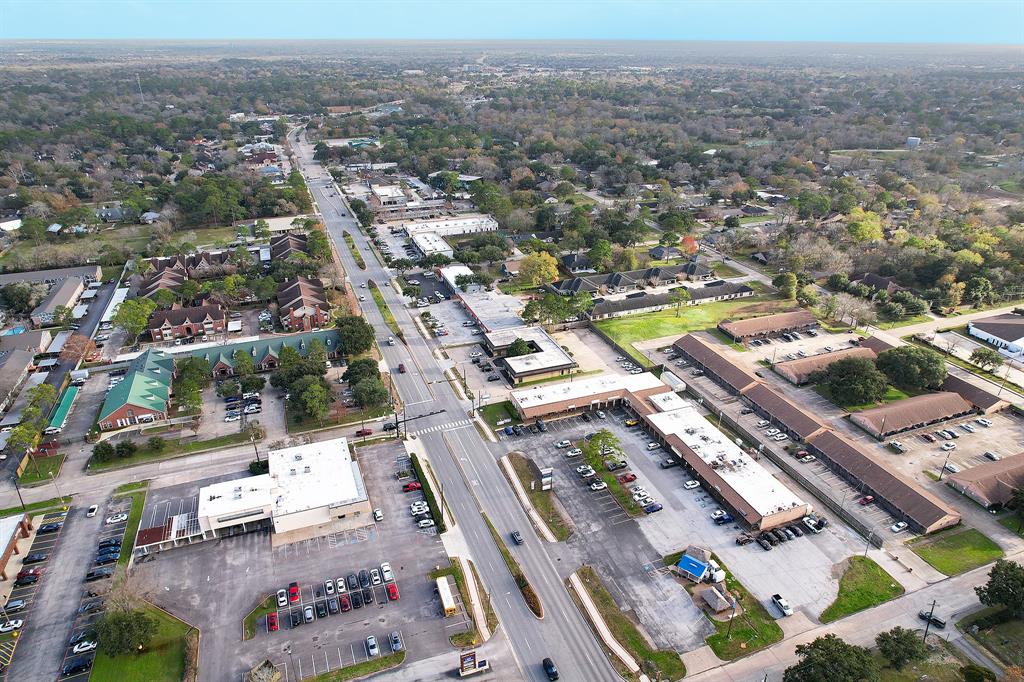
top-left (289, 468), bottom-right (296, 476)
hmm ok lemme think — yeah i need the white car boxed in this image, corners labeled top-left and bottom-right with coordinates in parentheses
top-left (565, 448), bottom-right (582, 457)
top-left (636, 496), bottom-right (655, 506)
top-left (765, 428), bottom-right (780, 436)
top-left (891, 521), bottom-right (909, 533)
top-left (380, 562), bottom-right (394, 582)
top-left (976, 418), bottom-right (993, 427)
top-left (941, 442), bottom-right (956, 451)
top-left (596, 411), bottom-right (606, 419)
top-left (469, 352), bottom-right (482, 359)
top-left (359, 295), bottom-right (366, 301)
top-left (590, 481), bottom-right (608, 491)
top-left (773, 433), bottom-right (789, 441)
top-left (555, 440), bottom-right (572, 449)
top-left (632, 491), bottom-right (650, 502)
top-left (276, 589), bottom-right (288, 607)
top-left (683, 480), bottom-right (700, 490)
top-left (373, 508), bottom-right (384, 522)
top-left (224, 415), bottom-right (241, 422)
top-left (0, 620), bottom-right (22, 633)
top-left (756, 420), bottom-right (770, 428)
top-left (105, 513), bottom-right (128, 525)
top-left (72, 641), bottom-right (97, 654)
top-left (417, 519), bottom-right (435, 529)
top-left (629, 485), bottom-right (647, 494)
top-left (710, 509), bottom-right (727, 520)
top-left (86, 505), bottom-right (98, 518)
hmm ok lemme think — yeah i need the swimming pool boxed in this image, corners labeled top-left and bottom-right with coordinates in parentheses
top-left (0, 327), bottom-right (26, 336)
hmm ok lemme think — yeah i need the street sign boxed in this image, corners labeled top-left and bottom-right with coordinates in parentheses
top-left (460, 650), bottom-right (477, 673)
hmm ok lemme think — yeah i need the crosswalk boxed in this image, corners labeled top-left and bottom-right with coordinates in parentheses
top-left (411, 419), bottom-right (472, 436)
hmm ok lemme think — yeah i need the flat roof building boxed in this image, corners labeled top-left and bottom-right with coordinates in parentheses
top-left (511, 372), bottom-right (665, 421)
top-left (849, 392), bottom-right (975, 439)
top-left (396, 214), bottom-right (498, 237)
top-left (485, 326), bottom-right (578, 385)
top-left (0, 265), bottom-right (100, 287)
top-left (718, 310), bottom-right (817, 342)
top-left (411, 232), bottom-right (454, 259)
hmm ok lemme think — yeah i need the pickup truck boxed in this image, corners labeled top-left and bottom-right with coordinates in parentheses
top-left (772, 594), bottom-right (793, 617)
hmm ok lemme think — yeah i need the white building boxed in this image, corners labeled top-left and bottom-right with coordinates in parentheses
top-left (411, 232), bottom-right (454, 259)
top-left (398, 214), bottom-right (498, 238)
top-left (968, 313), bottom-right (1024, 360)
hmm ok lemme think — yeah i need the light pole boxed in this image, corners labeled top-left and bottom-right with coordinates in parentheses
top-left (922, 600), bottom-right (938, 642)
top-left (48, 472), bottom-right (63, 501)
top-left (250, 434), bottom-right (261, 463)
top-left (937, 449), bottom-right (953, 481)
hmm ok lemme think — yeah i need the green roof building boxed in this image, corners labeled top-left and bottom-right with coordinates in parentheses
top-left (97, 348), bottom-right (175, 431)
top-left (187, 329), bottom-right (343, 376)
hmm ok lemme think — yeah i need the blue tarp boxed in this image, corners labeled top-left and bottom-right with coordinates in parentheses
top-left (676, 554), bottom-right (709, 582)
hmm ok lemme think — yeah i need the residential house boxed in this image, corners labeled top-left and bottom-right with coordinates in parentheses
top-left (95, 205), bottom-right (126, 223)
top-left (148, 304), bottom-right (227, 342)
top-left (649, 246), bottom-right (682, 260)
top-left (851, 272), bottom-right (906, 296)
top-left (277, 277), bottom-right (331, 331)
top-left (549, 261), bottom-right (711, 296)
top-left (140, 211), bottom-right (162, 224)
top-left (269, 233), bottom-right (309, 260)
top-left (138, 269), bottom-right (188, 299)
top-left (0, 350), bottom-right (35, 415)
top-left (97, 349), bottom-right (175, 431)
top-left (589, 282), bottom-right (754, 320)
top-left (561, 254), bottom-right (595, 274)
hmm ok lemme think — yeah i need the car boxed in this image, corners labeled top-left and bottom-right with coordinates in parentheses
top-left (86, 505), bottom-right (99, 518)
top-left (402, 482), bottom-right (422, 493)
top-left (351, 591), bottom-right (364, 609)
top-left (325, 579), bottom-right (335, 596)
top-left (976, 418), bottom-right (993, 427)
top-left (618, 473), bottom-right (637, 484)
top-left (303, 605), bottom-right (314, 622)
top-left (95, 552), bottom-right (119, 565)
top-left (936, 430), bottom-right (953, 440)
top-left (756, 536), bottom-right (773, 551)
top-left (683, 480), bottom-right (700, 490)
top-left (105, 513), bottom-right (128, 525)
top-left (315, 601), bottom-right (327, 618)
top-left (787, 524), bottom-right (804, 538)
top-left (644, 503), bottom-right (663, 514)
top-left (580, 412), bottom-right (592, 422)
top-left (358, 569), bottom-right (371, 588)
top-left (69, 628), bottom-right (95, 645)
top-left (596, 411), bottom-right (606, 419)
top-left (606, 459), bottom-right (627, 471)
top-left (362, 586), bottom-right (374, 604)
top-left (962, 423), bottom-right (976, 433)
top-left (22, 551), bottom-right (48, 564)
top-left (736, 534), bottom-right (754, 546)
top-left (511, 530), bottom-right (524, 545)
top-left (288, 582), bottom-right (300, 603)
top-left (85, 567), bottom-right (114, 582)
top-left (4, 599), bottom-right (26, 613)
top-left (633, 492), bottom-right (653, 504)
top-left (943, 462), bottom-right (962, 474)
top-left (710, 509), bottom-right (727, 520)
top-left (38, 522), bottom-right (63, 534)
top-left (772, 594), bottom-right (794, 617)
top-left (339, 594), bottom-right (352, 612)
top-left (355, 428), bottom-right (373, 437)
top-left (946, 429), bottom-right (960, 439)
top-left (756, 419), bottom-right (770, 427)
top-left (761, 532), bottom-right (779, 546)
top-left (799, 455), bottom-right (816, 463)
top-left (62, 657), bottom-right (93, 676)
top-left (366, 635), bottom-right (380, 657)
top-left (660, 458), bottom-right (678, 469)
top-left (347, 574), bottom-right (359, 591)
top-left (646, 442), bottom-right (661, 451)
top-left (373, 508), bottom-right (384, 522)
top-left (14, 574), bottom-right (38, 587)
top-left (575, 465), bottom-right (595, 477)
top-left (370, 568), bottom-right (382, 585)
top-left (555, 440), bottom-right (572, 449)
top-left (984, 451), bottom-right (1002, 461)
top-left (771, 529), bottom-right (788, 543)
top-left (624, 418), bottom-right (640, 427)
top-left (941, 442), bottom-right (956, 451)
top-left (410, 501), bottom-right (429, 514)
top-left (565, 448), bottom-right (582, 457)
top-left (267, 612), bottom-right (279, 632)
top-left (417, 519), bottom-right (436, 528)
top-left (398, 363), bottom-right (406, 373)
top-left (781, 527), bottom-right (795, 540)
top-left (389, 630), bottom-right (403, 652)
top-left (0, 620), bottom-right (22, 633)
top-left (918, 610), bottom-right (946, 629)
top-left (276, 589), bottom-right (288, 607)
top-left (536, 420), bottom-right (548, 432)
top-left (765, 428), bottom-right (780, 436)
top-left (922, 433), bottom-right (937, 442)
top-left (543, 657), bottom-right (560, 681)
top-left (387, 583), bottom-right (400, 601)
top-left (714, 512), bottom-right (735, 525)
top-left (78, 600), bottom-right (102, 614)
top-left (891, 521), bottom-right (909, 533)
top-left (858, 495), bottom-right (875, 506)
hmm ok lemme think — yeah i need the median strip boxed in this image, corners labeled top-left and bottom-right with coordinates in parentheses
top-left (482, 512), bottom-right (543, 618)
top-left (342, 230), bottom-right (366, 270)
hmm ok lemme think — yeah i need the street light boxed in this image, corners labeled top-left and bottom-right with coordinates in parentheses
top-left (250, 434), bottom-right (261, 463)
top-left (48, 471), bottom-right (63, 501)
top-left (937, 449), bottom-right (954, 481)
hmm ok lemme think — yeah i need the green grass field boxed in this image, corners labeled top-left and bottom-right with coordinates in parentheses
top-left (242, 595), bottom-right (275, 640)
top-left (0, 495), bottom-right (72, 518)
top-left (305, 651), bottom-right (405, 681)
top-left (117, 488), bottom-right (149, 567)
top-left (342, 230), bottom-right (366, 269)
top-left (367, 280), bottom-right (401, 338)
top-left (479, 401), bottom-right (516, 428)
top-left (815, 384), bottom-right (914, 412)
top-left (871, 639), bottom-right (971, 681)
top-left (820, 556), bottom-right (904, 623)
top-left (700, 556), bottom-right (784, 660)
top-left (958, 607), bottom-right (1024, 667)
top-left (710, 260), bottom-right (745, 278)
top-left (89, 431), bottom-right (262, 471)
top-left (18, 454), bottom-right (65, 486)
top-left (89, 604), bottom-right (190, 682)
top-left (909, 527), bottom-right (1004, 576)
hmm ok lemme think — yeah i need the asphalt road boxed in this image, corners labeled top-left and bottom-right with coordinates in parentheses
top-left (289, 129), bottom-right (619, 682)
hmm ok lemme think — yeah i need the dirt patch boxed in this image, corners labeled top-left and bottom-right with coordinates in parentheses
top-left (830, 557), bottom-right (851, 580)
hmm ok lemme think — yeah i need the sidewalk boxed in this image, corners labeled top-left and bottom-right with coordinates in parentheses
top-left (567, 570), bottom-right (644, 679)
top-left (498, 455), bottom-right (557, 543)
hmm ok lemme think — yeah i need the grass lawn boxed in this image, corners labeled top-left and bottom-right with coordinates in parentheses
top-left (115, 480), bottom-right (150, 494)
top-left (287, 404), bottom-right (392, 434)
top-left (0, 495), bottom-right (72, 518)
top-left (342, 230), bottom-right (366, 270)
top-left (997, 178), bottom-right (1024, 194)
top-left (958, 606), bottom-right (1024, 667)
top-left (508, 453), bottom-right (572, 541)
top-left (815, 383), bottom-right (914, 412)
top-left (89, 431), bottom-right (263, 471)
top-left (367, 280), bottom-right (401, 338)
top-left (820, 556), bottom-right (904, 623)
top-left (998, 515), bottom-right (1024, 537)
top-left (429, 560), bottom-right (480, 646)
top-left (710, 260), bottom-right (744, 278)
top-left (242, 595), bottom-right (275, 641)
top-left (90, 603), bottom-right (190, 682)
top-left (909, 527), bottom-right (1004, 576)
top-left (117, 488), bottom-right (149, 567)
top-left (101, 264), bottom-right (125, 282)
top-left (880, 314), bottom-right (932, 329)
top-left (594, 295), bottom-right (788, 357)
top-left (305, 651), bottom-right (405, 681)
top-left (479, 401), bottom-right (516, 428)
top-left (699, 556), bottom-right (784, 660)
top-left (167, 225), bottom-right (240, 248)
top-left (575, 566), bottom-right (685, 680)
top-left (871, 638), bottom-right (971, 682)
top-left (18, 454), bottom-right (65, 486)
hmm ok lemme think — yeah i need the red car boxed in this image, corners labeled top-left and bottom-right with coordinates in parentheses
top-left (402, 482), bottom-right (422, 493)
top-left (386, 583), bottom-right (400, 601)
top-left (339, 594), bottom-right (352, 612)
top-left (922, 433), bottom-right (937, 443)
top-left (17, 567), bottom-right (42, 579)
top-left (858, 495), bottom-right (875, 506)
top-left (267, 612), bottom-right (279, 632)
top-left (355, 428), bottom-right (373, 437)
top-left (618, 473), bottom-right (637, 484)
top-left (288, 582), bottom-right (300, 603)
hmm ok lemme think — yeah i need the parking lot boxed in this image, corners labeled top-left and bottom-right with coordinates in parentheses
top-left (130, 440), bottom-right (455, 682)
top-left (419, 300), bottom-right (483, 346)
top-left (884, 410), bottom-right (1024, 478)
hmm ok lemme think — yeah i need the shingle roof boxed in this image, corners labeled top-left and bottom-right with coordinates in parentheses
top-left (849, 392), bottom-right (975, 436)
top-left (148, 304), bottom-right (225, 331)
top-left (187, 329), bottom-right (342, 368)
top-left (940, 374), bottom-right (1010, 413)
top-left (591, 282), bottom-right (752, 317)
top-left (277, 277), bottom-right (328, 317)
top-left (98, 348), bottom-right (174, 421)
top-left (672, 334), bottom-right (758, 393)
top-left (270, 233), bottom-right (309, 260)
top-left (773, 347), bottom-right (877, 385)
top-left (859, 336), bottom-right (896, 355)
top-left (969, 313), bottom-right (1024, 344)
top-left (31, 278), bottom-right (83, 317)
top-left (806, 429), bottom-right (960, 532)
top-left (946, 452), bottom-right (1024, 508)
top-left (718, 310), bottom-right (817, 339)
top-left (139, 269), bottom-right (187, 298)
top-left (740, 382), bottom-right (826, 440)
top-left (550, 263), bottom-right (699, 295)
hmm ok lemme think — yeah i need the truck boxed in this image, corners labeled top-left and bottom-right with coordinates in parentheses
top-left (772, 594), bottom-right (793, 617)
top-left (69, 369), bottom-right (89, 384)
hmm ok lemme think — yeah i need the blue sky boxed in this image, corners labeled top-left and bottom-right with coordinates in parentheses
top-left (1, 0), bottom-right (1021, 43)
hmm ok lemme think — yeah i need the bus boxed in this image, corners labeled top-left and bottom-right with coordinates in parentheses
top-left (436, 576), bottom-right (457, 617)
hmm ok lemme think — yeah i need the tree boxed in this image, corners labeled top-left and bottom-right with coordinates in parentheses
top-left (112, 298), bottom-right (157, 342)
top-left (301, 381), bottom-right (330, 422)
top-left (52, 305), bottom-right (73, 330)
top-left (0, 283), bottom-right (34, 314)
top-left (115, 440), bottom-right (138, 459)
top-left (93, 441), bottom-right (115, 462)
top-left (796, 285), bottom-right (819, 308)
top-left (670, 287), bottom-right (691, 317)
top-left (961, 664), bottom-right (998, 682)
top-left (151, 288), bottom-right (177, 310)
top-left (390, 258), bottom-right (414, 274)
top-left (875, 626), bottom-right (928, 671)
top-left (59, 334), bottom-right (96, 363)
top-left (876, 346), bottom-right (947, 391)
top-left (240, 375), bottom-right (266, 394)
top-left (783, 634), bottom-right (878, 682)
top-left (976, 560), bottom-right (1024, 617)
top-left (818, 357), bottom-right (889, 407)
top-left (970, 347), bottom-right (1004, 372)
top-left (178, 279), bottom-right (201, 303)
top-left (846, 208), bottom-right (884, 242)
top-left (94, 609), bottom-right (158, 656)
top-left (773, 272), bottom-right (798, 299)
top-left (1010, 487), bottom-right (1024, 532)
top-left (343, 358), bottom-right (379, 386)
top-left (587, 239), bottom-right (614, 272)
top-left (146, 436), bottom-right (166, 453)
top-left (335, 316), bottom-right (374, 356)
top-left (519, 252), bottom-right (559, 287)
top-left (580, 429), bottom-right (621, 467)
top-left (507, 338), bottom-right (532, 357)
top-left (965, 277), bottom-right (994, 307)
top-left (232, 349), bottom-right (256, 376)
top-left (827, 273), bottom-right (850, 291)
top-left (353, 377), bottom-right (389, 408)
top-left (724, 215), bottom-right (740, 228)
top-left (217, 379), bottom-right (241, 397)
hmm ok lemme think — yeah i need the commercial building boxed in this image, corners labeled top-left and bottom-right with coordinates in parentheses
top-left (510, 372), bottom-right (667, 421)
top-left (437, 265), bottom-right (481, 294)
top-left (0, 371), bottom-right (48, 428)
top-left (0, 265), bottom-right (100, 287)
top-left (717, 310), bottom-right (817, 342)
top-left (97, 348), bottom-right (175, 431)
top-left (968, 313), bottom-right (1024, 360)
top-left (773, 347), bottom-right (877, 385)
top-left (849, 392), bottom-right (975, 439)
top-left (589, 282), bottom-right (753, 320)
top-left (30, 277), bottom-right (84, 327)
top-left (411, 232), bottom-right (454, 259)
top-left (148, 304), bottom-right (226, 342)
top-left (484, 326), bottom-right (577, 385)
top-left (190, 329), bottom-right (343, 377)
top-left (940, 374), bottom-right (1010, 414)
top-left (456, 290), bottom-right (525, 332)
top-left (367, 184), bottom-right (447, 221)
top-left (0, 514), bottom-right (32, 581)
top-left (946, 453), bottom-right (1024, 509)
top-left (549, 262), bottom-right (711, 297)
top-left (396, 214), bottom-right (498, 238)
top-left (277, 277), bottom-right (331, 331)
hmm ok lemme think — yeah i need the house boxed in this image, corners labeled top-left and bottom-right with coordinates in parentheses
top-left (851, 272), bottom-right (905, 296)
top-left (946, 452), bottom-right (1024, 509)
top-left (277, 277), bottom-right (331, 331)
top-left (0, 330), bottom-right (51, 355)
top-left (140, 211), bottom-right (162, 224)
top-left (649, 246), bottom-right (682, 260)
top-left (97, 349), bottom-right (175, 431)
top-left (968, 313), bottom-right (1024, 360)
top-left (30, 278), bottom-right (85, 328)
top-left (269, 233), bottom-right (309, 260)
top-left (561, 254), bottom-right (594, 274)
top-left (549, 262), bottom-right (710, 297)
top-left (849, 392), bottom-right (976, 439)
top-left (0, 350), bottom-right (35, 415)
top-left (588, 282), bottom-right (753, 320)
top-left (95, 205), bottom-right (126, 223)
top-left (144, 251), bottom-right (234, 280)
top-left (138, 269), bottom-right (187, 299)
top-left (148, 304), bottom-right (227, 342)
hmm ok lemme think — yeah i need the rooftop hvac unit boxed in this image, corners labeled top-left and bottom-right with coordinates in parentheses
top-left (234, 486), bottom-right (242, 492)
top-left (289, 468), bottom-right (296, 476)
top-left (294, 454), bottom-right (303, 461)
top-left (303, 466), bottom-right (311, 473)
top-left (234, 492), bottom-right (242, 499)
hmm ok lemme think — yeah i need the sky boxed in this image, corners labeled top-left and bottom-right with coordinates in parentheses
top-left (0, 0), bottom-right (1021, 44)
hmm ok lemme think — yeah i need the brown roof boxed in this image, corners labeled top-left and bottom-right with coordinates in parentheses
top-left (718, 310), bottom-right (816, 339)
top-left (940, 374), bottom-right (1010, 413)
top-left (859, 336), bottom-right (896, 355)
top-left (673, 334), bottom-right (757, 393)
top-left (969, 313), bottom-right (1024, 344)
top-left (849, 392), bottom-right (975, 437)
top-left (270, 233), bottom-right (309, 260)
top-left (807, 429), bottom-right (960, 533)
top-left (139, 269), bottom-right (187, 298)
top-left (148, 304), bottom-right (225, 331)
top-left (773, 347), bottom-right (877, 385)
top-left (276, 277), bottom-right (329, 316)
top-left (947, 452), bottom-right (1024, 508)
top-left (740, 383), bottom-right (826, 440)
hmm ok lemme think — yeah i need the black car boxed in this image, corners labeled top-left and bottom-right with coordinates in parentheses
top-left (62, 656), bottom-right (93, 676)
top-left (95, 553), bottom-right (119, 566)
top-left (346, 573), bottom-right (359, 591)
top-left (543, 657), bottom-right (560, 681)
top-left (580, 412), bottom-right (592, 422)
top-left (756, 536), bottom-right (773, 551)
top-left (38, 522), bottom-right (63, 534)
top-left (760, 532), bottom-right (778, 547)
top-left (735, 534), bottom-right (753, 546)
top-left (787, 524), bottom-right (804, 538)
top-left (771, 529), bottom-right (788, 544)
top-left (14, 574), bottom-right (38, 587)
top-left (358, 569), bottom-right (370, 588)
top-left (85, 567), bottom-right (114, 582)
top-left (511, 530), bottom-right (524, 545)
top-left (98, 539), bottom-right (122, 550)
top-left (22, 552), bottom-right (48, 564)
top-left (536, 419), bottom-right (547, 432)
top-left (315, 601), bottom-right (327, 619)
top-left (351, 591), bottom-right (364, 609)
top-left (70, 629), bottom-right (95, 645)
top-left (512, 425), bottom-right (524, 436)
top-left (918, 610), bottom-right (946, 629)
top-left (362, 587), bottom-right (374, 604)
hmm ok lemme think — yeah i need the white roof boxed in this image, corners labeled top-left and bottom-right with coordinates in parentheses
top-left (512, 371), bottom-right (664, 409)
top-left (647, 390), bottom-right (690, 412)
top-left (398, 213), bottom-right (498, 235)
top-left (72, 304), bottom-right (89, 319)
top-left (372, 185), bottom-right (406, 199)
top-left (0, 514), bottom-right (23, 548)
top-left (646, 403), bottom-right (806, 517)
top-left (46, 330), bottom-right (73, 354)
top-left (411, 232), bottom-right (451, 255)
top-left (438, 265), bottom-right (476, 290)
top-left (460, 291), bottom-right (524, 331)
top-left (101, 287), bottom-right (130, 323)
top-left (486, 326), bottom-right (575, 375)
top-left (197, 474), bottom-right (275, 520)
top-left (269, 437), bottom-right (367, 517)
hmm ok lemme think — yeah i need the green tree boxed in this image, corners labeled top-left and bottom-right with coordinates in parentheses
top-left (93, 441), bottom-right (115, 462)
top-left (965, 277), bottom-right (994, 306)
top-left (827, 273), bottom-right (850, 291)
top-left (587, 239), bottom-right (614, 272)
top-left (94, 609), bottom-right (158, 656)
top-left (240, 375), bottom-right (266, 394)
top-left (301, 381), bottom-right (330, 422)
top-left (724, 215), bottom-right (740, 228)
top-left (961, 664), bottom-right (997, 682)
top-left (112, 298), bottom-right (158, 342)
top-left (818, 357), bottom-right (889, 407)
top-left (976, 560), bottom-right (1024, 617)
top-left (254, 219), bottom-right (271, 240)
top-left (232, 349), bottom-right (256, 376)
top-left (343, 358), bottom-right (379, 386)
top-left (796, 285), bottom-right (819, 307)
top-left (353, 377), bottom-right (389, 408)
top-left (115, 440), bottom-right (138, 459)
top-left (970, 347), bottom-right (1004, 372)
top-left (1010, 487), bottom-right (1024, 533)
top-left (773, 272), bottom-right (798, 299)
top-left (150, 288), bottom-right (177, 310)
top-left (390, 258), bottom-right (414, 274)
top-left (580, 429), bottom-right (621, 468)
top-left (519, 252), bottom-right (560, 287)
top-left (52, 305), bottom-right (73, 330)
top-left (875, 626), bottom-right (928, 671)
top-left (0, 283), bottom-right (34, 314)
top-left (670, 287), bottom-right (691, 317)
top-left (146, 436), bottom-right (166, 453)
top-left (846, 208), bottom-right (884, 242)
top-left (876, 346), bottom-right (947, 391)
top-left (783, 634), bottom-right (878, 682)
top-left (335, 316), bottom-right (374, 356)
top-left (507, 338), bottom-right (532, 357)
top-left (178, 279), bottom-right (201, 303)
top-left (217, 379), bottom-right (241, 397)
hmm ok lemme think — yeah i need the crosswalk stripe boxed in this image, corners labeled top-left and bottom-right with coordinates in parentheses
top-left (411, 419), bottom-right (472, 435)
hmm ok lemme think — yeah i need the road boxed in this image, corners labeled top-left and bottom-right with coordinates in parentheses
top-left (288, 128), bottom-right (619, 682)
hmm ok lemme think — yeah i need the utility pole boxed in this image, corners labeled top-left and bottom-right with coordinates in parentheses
top-left (922, 600), bottom-right (938, 642)
top-left (937, 449), bottom-right (953, 481)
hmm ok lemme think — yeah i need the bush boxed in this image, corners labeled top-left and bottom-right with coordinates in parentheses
top-left (248, 459), bottom-right (269, 475)
top-left (146, 436), bottom-right (166, 453)
top-left (93, 441), bottom-right (115, 462)
top-left (115, 440), bottom-right (138, 459)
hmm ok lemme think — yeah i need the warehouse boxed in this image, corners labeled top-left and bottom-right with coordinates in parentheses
top-left (717, 309), bottom-right (817, 342)
top-left (849, 392), bottom-right (976, 439)
top-left (946, 453), bottom-right (1024, 510)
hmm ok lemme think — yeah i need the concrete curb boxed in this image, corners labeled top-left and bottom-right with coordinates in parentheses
top-left (498, 455), bottom-right (558, 543)
top-left (567, 571), bottom-right (642, 675)
top-left (458, 556), bottom-right (492, 642)
top-left (472, 413), bottom-right (498, 443)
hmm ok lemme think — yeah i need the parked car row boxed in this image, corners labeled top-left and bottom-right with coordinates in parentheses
top-left (224, 390), bottom-right (262, 422)
top-left (273, 566), bottom-right (400, 631)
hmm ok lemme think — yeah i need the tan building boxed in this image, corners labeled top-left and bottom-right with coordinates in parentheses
top-left (849, 392), bottom-right (975, 439)
top-left (773, 347), bottom-right (877, 385)
top-left (946, 453), bottom-right (1024, 510)
top-left (718, 309), bottom-right (817, 342)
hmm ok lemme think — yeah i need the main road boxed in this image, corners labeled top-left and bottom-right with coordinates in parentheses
top-left (288, 129), bottom-right (619, 682)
